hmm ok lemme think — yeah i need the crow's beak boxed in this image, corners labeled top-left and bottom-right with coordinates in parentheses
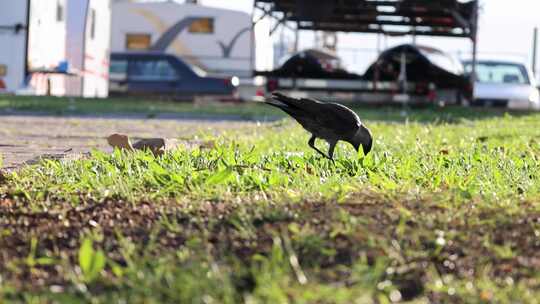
top-left (363, 129), bottom-right (373, 155)
top-left (354, 141), bottom-right (371, 156)
top-left (362, 140), bottom-right (372, 155)
top-left (353, 126), bottom-right (372, 156)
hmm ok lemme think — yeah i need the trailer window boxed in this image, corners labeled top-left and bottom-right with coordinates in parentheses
top-left (0, 65), bottom-right (6, 77)
top-left (126, 34), bottom-right (152, 50)
top-left (130, 60), bottom-right (178, 81)
top-left (189, 18), bottom-right (214, 34)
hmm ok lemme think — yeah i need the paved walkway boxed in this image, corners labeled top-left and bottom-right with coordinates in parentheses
top-left (0, 115), bottom-right (260, 170)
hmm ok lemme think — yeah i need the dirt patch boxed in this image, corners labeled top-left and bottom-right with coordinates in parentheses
top-left (1, 195), bottom-right (539, 298)
top-left (0, 115), bottom-right (260, 170)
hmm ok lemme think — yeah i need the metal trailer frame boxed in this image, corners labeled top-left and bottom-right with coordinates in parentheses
top-left (252, 0), bottom-right (479, 103)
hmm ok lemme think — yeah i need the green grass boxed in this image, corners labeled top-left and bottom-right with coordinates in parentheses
top-left (1, 100), bottom-right (540, 303)
top-left (0, 95), bottom-right (532, 122)
top-left (0, 96), bottom-right (283, 119)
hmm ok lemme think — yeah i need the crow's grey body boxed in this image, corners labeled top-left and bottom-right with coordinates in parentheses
top-left (266, 92), bottom-right (373, 160)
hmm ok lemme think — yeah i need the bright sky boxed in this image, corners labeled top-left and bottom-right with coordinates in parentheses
top-left (201, 0), bottom-right (540, 73)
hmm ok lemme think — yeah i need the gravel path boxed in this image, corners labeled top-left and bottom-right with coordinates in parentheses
top-left (0, 115), bottom-right (261, 170)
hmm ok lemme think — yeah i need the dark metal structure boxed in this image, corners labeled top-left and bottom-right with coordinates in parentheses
top-left (253, 0), bottom-right (479, 83)
top-left (254, 0), bottom-right (478, 37)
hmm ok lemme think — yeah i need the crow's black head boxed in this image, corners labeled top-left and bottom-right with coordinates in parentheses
top-left (349, 125), bottom-right (373, 155)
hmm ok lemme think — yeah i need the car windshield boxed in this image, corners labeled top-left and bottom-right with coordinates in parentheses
top-left (464, 61), bottom-right (530, 85)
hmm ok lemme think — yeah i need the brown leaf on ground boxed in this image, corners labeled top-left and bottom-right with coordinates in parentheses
top-left (132, 138), bottom-right (181, 156)
top-left (107, 134), bottom-right (134, 151)
top-left (132, 138), bottom-right (166, 156)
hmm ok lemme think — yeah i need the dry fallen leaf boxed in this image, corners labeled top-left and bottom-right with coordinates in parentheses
top-left (107, 134), bottom-right (134, 151)
top-left (132, 138), bottom-right (181, 156)
top-left (132, 138), bottom-right (166, 156)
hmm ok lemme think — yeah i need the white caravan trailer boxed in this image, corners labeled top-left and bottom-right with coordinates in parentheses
top-left (0, 1), bottom-right (29, 94)
top-left (0, 0), bottom-right (111, 97)
top-left (65, 0), bottom-right (112, 97)
top-left (111, 1), bottom-right (253, 78)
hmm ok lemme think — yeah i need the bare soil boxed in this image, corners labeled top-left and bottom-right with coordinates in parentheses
top-left (1, 194), bottom-right (539, 299)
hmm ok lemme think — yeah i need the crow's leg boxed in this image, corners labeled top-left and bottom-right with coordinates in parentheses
top-left (308, 135), bottom-right (331, 159)
top-left (327, 141), bottom-right (337, 162)
top-left (308, 135), bottom-right (335, 161)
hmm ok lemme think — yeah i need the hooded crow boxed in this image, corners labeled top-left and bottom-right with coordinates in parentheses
top-left (266, 92), bottom-right (373, 160)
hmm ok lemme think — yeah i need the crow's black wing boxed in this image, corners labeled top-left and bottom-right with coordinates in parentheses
top-left (310, 102), bottom-right (361, 136)
top-left (267, 93), bottom-right (361, 137)
top-left (266, 92), bottom-right (319, 123)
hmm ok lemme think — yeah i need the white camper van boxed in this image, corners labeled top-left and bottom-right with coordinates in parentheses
top-left (111, 1), bottom-right (253, 78)
top-left (0, 0), bottom-right (111, 97)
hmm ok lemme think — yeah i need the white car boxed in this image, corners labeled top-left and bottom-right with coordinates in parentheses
top-left (463, 60), bottom-right (540, 110)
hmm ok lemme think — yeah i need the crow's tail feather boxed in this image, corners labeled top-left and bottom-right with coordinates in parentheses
top-left (265, 99), bottom-right (295, 115)
top-left (264, 99), bottom-right (286, 108)
top-left (265, 98), bottom-right (304, 118)
top-left (270, 92), bottom-right (302, 109)
top-left (265, 92), bottom-right (316, 120)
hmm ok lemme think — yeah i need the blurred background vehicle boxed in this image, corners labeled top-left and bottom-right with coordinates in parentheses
top-left (256, 44), bottom-right (469, 106)
top-left (463, 59), bottom-right (540, 110)
top-left (262, 49), bottom-right (363, 80)
top-left (109, 52), bottom-right (239, 101)
top-left (363, 44), bottom-right (469, 105)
